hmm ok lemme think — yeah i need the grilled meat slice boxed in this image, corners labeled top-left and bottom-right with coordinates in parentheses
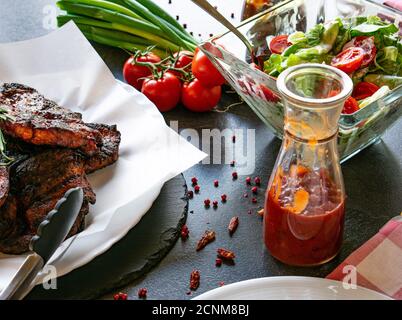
top-left (84, 123), bottom-right (121, 173)
top-left (0, 167), bottom-right (9, 208)
top-left (0, 149), bottom-right (96, 254)
top-left (0, 195), bottom-right (17, 240)
top-left (0, 83), bottom-right (102, 155)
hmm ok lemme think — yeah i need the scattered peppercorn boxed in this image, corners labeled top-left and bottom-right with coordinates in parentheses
top-left (252, 197), bottom-right (257, 203)
top-left (190, 270), bottom-right (200, 290)
top-left (213, 179), bottom-right (219, 187)
top-left (232, 135), bottom-right (236, 143)
top-left (215, 258), bottom-right (222, 267)
top-left (254, 176), bottom-right (261, 185)
top-left (231, 13), bottom-right (235, 18)
top-left (219, 281), bottom-right (225, 287)
top-left (181, 224), bottom-right (189, 240)
top-left (194, 185), bottom-right (200, 193)
top-left (183, 23), bottom-right (187, 29)
top-left (228, 216), bottom-right (239, 235)
top-left (113, 292), bottom-right (128, 300)
top-left (187, 190), bottom-right (194, 199)
top-left (251, 186), bottom-right (258, 194)
top-left (138, 288), bottom-right (147, 299)
top-left (191, 177), bottom-right (198, 185)
top-left (196, 230), bottom-right (216, 251)
top-left (230, 160), bottom-right (235, 167)
top-left (232, 172), bottom-right (238, 179)
top-left (204, 199), bottom-right (211, 207)
top-left (221, 194), bottom-right (227, 202)
top-left (246, 176), bottom-right (251, 184)
top-left (217, 248), bottom-right (236, 260)
top-left (212, 200), bottom-right (218, 208)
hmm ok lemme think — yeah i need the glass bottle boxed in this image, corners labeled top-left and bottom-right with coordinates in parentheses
top-left (263, 64), bottom-right (353, 266)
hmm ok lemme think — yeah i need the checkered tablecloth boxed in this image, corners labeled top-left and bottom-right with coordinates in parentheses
top-left (327, 216), bottom-right (402, 300)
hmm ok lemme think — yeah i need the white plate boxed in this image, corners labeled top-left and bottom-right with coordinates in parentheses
top-left (194, 276), bottom-right (391, 300)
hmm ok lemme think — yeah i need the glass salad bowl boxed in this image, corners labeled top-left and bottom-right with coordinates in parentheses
top-left (199, 0), bottom-right (402, 162)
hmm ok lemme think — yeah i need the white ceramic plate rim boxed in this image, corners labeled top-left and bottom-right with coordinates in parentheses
top-left (193, 276), bottom-right (392, 300)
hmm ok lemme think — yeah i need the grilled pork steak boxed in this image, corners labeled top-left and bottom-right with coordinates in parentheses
top-left (0, 83), bottom-right (122, 254)
top-left (0, 83), bottom-right (102, 155)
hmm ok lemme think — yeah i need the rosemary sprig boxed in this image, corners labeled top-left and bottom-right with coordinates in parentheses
top-left (0, 107), bottom-right (14, 166)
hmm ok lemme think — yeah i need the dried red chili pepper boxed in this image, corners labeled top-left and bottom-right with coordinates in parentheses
top-left (181, 224), bottom-right (189, 240)
top-left (217, 248), bottom-right (236, 260)
top-left (196, 230), bottom-right (215, 251)
top-left (228, 216), bottom-right (239, 235)
top-left (190, 270), bottom-right (200, 290)
top-left (138, 288), bottom-right (147, 299)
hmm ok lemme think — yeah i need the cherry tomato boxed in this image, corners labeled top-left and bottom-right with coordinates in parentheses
top-left (182, 79), bottom-right (221, 112)
top-left (192, 49), bottom-right (225, 88)
top-left (169, 51), bottom-right (193, 78)
top-left (123, 53), bottom-right (161, 91)
top-left (269, 35), bottom-right (290, 54)
top-left (141, 72), bottom-right (182, 112)
top-left (343, 36), bottom-right (376, 68)
top-left (342, 96), bottom-right (359, 114)
top-left (352, 82), bottom-right (380, 100)
top-left (331, 47), bottom-right (365, 74)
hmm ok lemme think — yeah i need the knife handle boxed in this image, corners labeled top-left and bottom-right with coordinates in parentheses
top-left (0, 253), bottom-right (44, 300)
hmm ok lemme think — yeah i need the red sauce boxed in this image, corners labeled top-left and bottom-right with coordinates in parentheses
top-left (264, 167), bottom-right (345, 266)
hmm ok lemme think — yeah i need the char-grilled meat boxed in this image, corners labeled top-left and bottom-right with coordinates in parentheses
top-left (84, 123), bottom-right (121, 173)
top-left (0, 83), bottom-right (102, 155)
top-left (0, 84), bottom-right (121, 255)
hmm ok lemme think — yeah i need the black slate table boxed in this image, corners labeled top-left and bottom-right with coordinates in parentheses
top-left (0, 0), bottom-right (401, 300)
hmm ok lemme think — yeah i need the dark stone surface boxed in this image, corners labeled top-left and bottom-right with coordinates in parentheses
top-left (0, 0), bottom-right (401, 300)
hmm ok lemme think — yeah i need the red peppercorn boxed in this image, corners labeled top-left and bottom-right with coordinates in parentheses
top-left (212, 200), bottom-right (218, 208)
top-left (204, 199), bottom-right (211, 207)
top-left (230, 160), bottom-right (235, 167)
top-left (219, 281), bottom-right (225, 287)
top-left (181, 224), bottom-right (189, 240)
top-left (252, 197), bottom-right (257, 203)
top-left (187, 190), bottom-right (194, 199)
top-left (246, 177), bottom-right (251, 184)
top-left (194, 185), bottom-right (200, 193)
top-left (114, 292), bottom-right (128, 300)
top-left (191, 177), bottom-right (198, 185)
top-left (254, 176), bottom-right (261, 185)
top-left (221, 194), bottom-right (227, 202)
top-left (138, 288), bottom-right (147, 299)
top-left (213, 179), bottom-right (219, 187)
top-left (215, 258), bottom-right (222, 267)
top-left (232, 172), bottom-right (238, 179)
top-left (251, 186), bottom-right (258, 194)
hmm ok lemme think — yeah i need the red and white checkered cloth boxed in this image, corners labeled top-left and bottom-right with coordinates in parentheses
top-left (327, 216), bottom-right (402, 300)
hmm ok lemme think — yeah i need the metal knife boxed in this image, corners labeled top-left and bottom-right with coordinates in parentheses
top-left (0, 187), bottom-right (83, 300)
